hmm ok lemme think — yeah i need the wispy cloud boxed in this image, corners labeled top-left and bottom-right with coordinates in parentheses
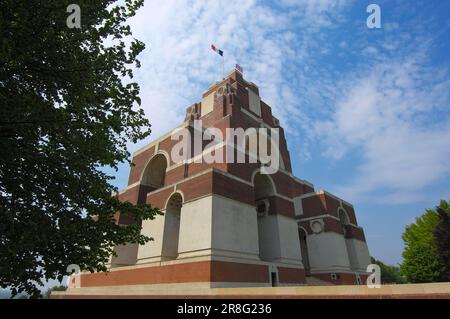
top-left (315, 50), bottom-right (450, 204)
top-left (122, 1), bottom-right (450, 207)
top-left (127, 0), bottom-right (351, 147)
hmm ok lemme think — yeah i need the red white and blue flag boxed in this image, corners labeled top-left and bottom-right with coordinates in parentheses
top-left (211, 44), bottom-right (223, 56)
top-left (235, 64), bottom-right (243, 73)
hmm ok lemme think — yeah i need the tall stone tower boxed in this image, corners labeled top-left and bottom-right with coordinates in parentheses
top-left (78, 70), bottom-right (371, 289)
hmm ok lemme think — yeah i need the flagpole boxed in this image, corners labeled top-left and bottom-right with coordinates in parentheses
top-left (222, 55), bottom-right (224, 79)
top-left (211, 44), bottom-right (225, 79)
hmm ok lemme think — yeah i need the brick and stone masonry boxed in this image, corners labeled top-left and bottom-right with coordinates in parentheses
top-left (76, 70), bottom-right (371, 289)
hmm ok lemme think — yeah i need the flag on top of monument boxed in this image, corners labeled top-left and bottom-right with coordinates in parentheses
top-left (211, 44), bottom-right (223, 56)
top-left (235, 64), bottom-right (243, 73)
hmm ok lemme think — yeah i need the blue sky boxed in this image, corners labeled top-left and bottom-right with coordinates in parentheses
top-left (106, 0), bottom-right (450, 266)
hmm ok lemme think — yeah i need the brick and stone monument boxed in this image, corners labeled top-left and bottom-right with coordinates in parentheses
top-left (74, 70), bottom-right (371, 291)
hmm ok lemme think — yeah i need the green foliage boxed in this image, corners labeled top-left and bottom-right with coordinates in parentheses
top-left (370, 257), bottom-right (405, 284)
top-left (0, 0), bottom-right (160, 297)
top-left (400, 206), bottom-right (446, 283)
top-left (43, 285), bottom-right (67, 299)
top-left (434, 200), bottom-right (450, 281)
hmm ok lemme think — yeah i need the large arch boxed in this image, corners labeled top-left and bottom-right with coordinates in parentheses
top-left (253, 171), bottom-right (277, 262)
top-left (251, 169), bottom-right (277, 197)
top-left (338, 207), bottom-right (350, 236)
top-left (338, 206), bottom-right (362, 273)
top-left (161, 192), bottom-right (183, 260)
top-left (140, 152), bottom-right (168, 189)
top-left (111, 153), bottom-right (168, 267)
top-left (254, 173), bottom-right (276, 200)
top-left (298, 226), bottom-right (310, 273)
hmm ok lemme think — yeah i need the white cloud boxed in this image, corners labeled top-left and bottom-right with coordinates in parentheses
top-left (362, 46), bottom-right (379, 55)
top-left (315, 54), bottom-right (450, 204)
top-left (121, 1), bottom-right (450, 207)
top-left (126, 0), bottom-right (351, 152)
top-left (383, 22), bottom-right (399, 32)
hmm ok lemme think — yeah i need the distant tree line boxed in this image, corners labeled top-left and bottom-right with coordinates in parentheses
top-left (370, 257), bottom-right (405, 284)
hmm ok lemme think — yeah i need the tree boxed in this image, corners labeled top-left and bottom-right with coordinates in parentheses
top-left (0, 0), bottom-right (160, 298)
top-left (400, 208), bottom-right (445, 283)
top-left (370, 257), bottom-right (405, 284)
top-left (43, 285), bottom-right (67, 299)
top-left (434, 200), bottom-right (450, 281)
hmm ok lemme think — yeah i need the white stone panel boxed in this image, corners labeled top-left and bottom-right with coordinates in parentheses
top-left (137, 212), bottom-right (165, 260)
top-left (211, 195), bottom-right (260, 258)
top-left (112, 243), bottom-right (139, 266)
top-left (178, 196), bottom-right (213, 254)
top-left (258, 214), bottom-right (302, 264)
top-left (345, 239), bottom-right (371, 272)
top-left (201, 92), bottom-right (215, 117)
top-left (161, 204), bottom-right (181, 258)
top-left (293, 197), bottom-right (303, 216)
top-left (258, 214), bottom-right (280, 261)
top-left (307, 232), bottom-right (351, 272)
top-left (276, 215), bottom-right (302, 263)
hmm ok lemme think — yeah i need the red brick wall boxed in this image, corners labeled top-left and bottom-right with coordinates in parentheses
top-left (298, 216), bottom-right (342, 235)
top-left (188, 161), bottom-right (227, 177)
top-left (278, 267), bottom-right (306, 284)
top-left (212, 171), bottom-right (254, 206)
top-left (210, 261), bottom-right (269, 283)
top-left (300, 193), bottom-right (360, 226)
top-left (310, 272), bottom-right (360, 285)
top-left (158, 136), bottom-right (180, 166)
top-left (271, 171), bottom-right (294, 198)
top-left (344, 225), bottom-right (366, 242)
top-left (177, 171), bottom-right (213, 202)
top-left (342, 203), bottom-right (358, 225)
top-left (325, 195), bottom-right (341, 218)
top-left (301, 195), bottom-right (327, 218)
top-left (260, 101), bottom-right (274, 126)
top-left (298, 215), bottom-right (366, 242)
top-left (165, 165), bottom-right (186, 186)
top-left (147, 187), bottom-right (175, 209)
top-left (128, 146), bottom-right (155, 185)
top-left (118, 185), bottom-right (141, 204)
top-left (79, 260), bottom-right (272, 287)
top-left (268, 196), bottom-right (295, 218)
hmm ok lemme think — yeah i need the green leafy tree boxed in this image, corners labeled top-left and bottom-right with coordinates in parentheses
top-left (0, 0), bottom-right (160, 297)
top-left (370, 257), bottom-right (405, 284)
top-left (434, 200), bottom-right (450, 281)
top-left (400, 208), bottom-right (445, 283)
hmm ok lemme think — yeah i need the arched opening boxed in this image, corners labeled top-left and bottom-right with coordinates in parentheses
top-left (161, 193), bottom-right (182, 260)
top-left (254, 172), bottom-right (275, 200)
top-left (339, 207), bottom-right (359, 272)
top-left (112, 154), bottom-right (168, 267)
top-left (298, 227), bottom-right (310, 273)
top-left (253, 171), bottom-right (276, 262)
top-left (141, 153), bottom-right (168, 190)
top-left (338, 208), bottom-right (350, 236)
